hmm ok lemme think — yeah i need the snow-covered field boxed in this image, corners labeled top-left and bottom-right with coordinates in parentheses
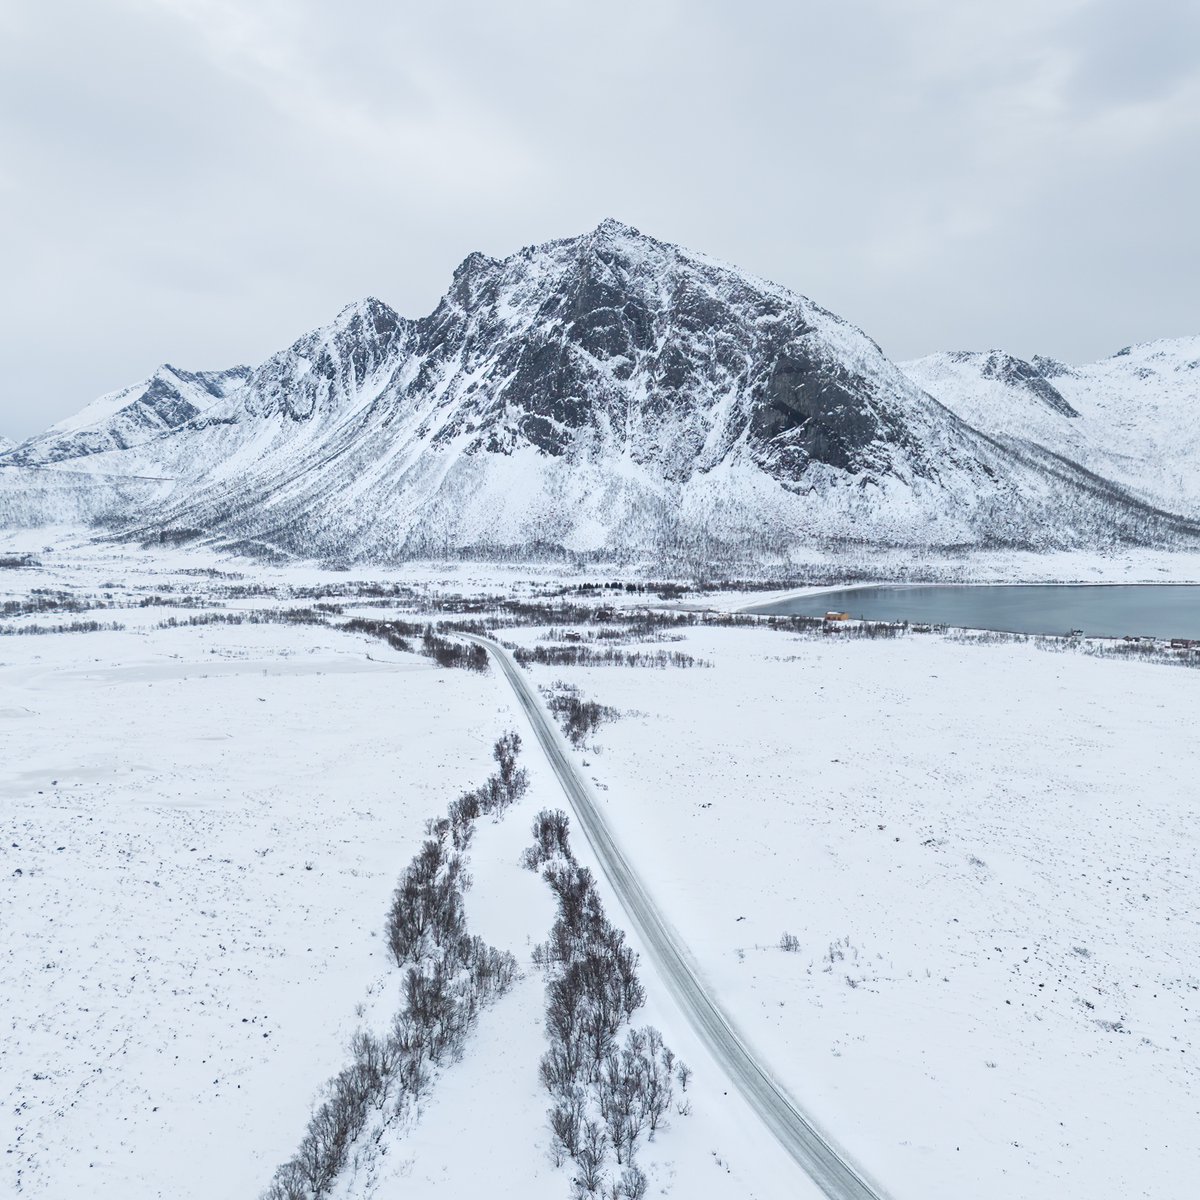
top-left (1, 581), bottom-right (801, 1200)
top-left (510, 624), bottom-right (1200, 1200)
top-left (3, 540), bottom-right (1198, 1200)
top-left (2, 621), bottom-right (516, 1197)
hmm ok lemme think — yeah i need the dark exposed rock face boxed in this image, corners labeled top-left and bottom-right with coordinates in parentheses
top-left (1030, 354), bottom-right (1074, 380)
top-left (751, 344), bottom-right (899, 474)
top-left (353, 219), bottom-right (950, 484)
top-left (948, 350), bottom-right (1079, 418)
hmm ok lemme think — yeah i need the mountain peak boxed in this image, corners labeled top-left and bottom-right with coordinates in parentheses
top-left (332, 296), bottom-right (401, 333)
top-left (589, 217), bottom-right (646, 241)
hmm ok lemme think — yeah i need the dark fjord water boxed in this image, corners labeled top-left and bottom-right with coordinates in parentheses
top-left (752, 584), bottom-right (1200, 640)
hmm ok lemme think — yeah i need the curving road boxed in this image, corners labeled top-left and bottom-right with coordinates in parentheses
top-left (465, 634), bottom-right (887, 1200)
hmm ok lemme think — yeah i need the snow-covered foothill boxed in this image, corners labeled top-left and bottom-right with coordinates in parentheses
top-left (902, 337), bottom-right (1200, 519)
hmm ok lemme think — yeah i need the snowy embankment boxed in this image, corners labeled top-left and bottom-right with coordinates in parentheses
top-left (508, 623), bottom-right (1200, 1200)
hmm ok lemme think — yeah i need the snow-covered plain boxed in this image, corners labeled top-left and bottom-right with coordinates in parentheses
top-left (1, 568), bottom-right (803, 1200)
top-left (2, 621), bottom-right (516, 1198)
top-left (508, 623), bottom-right (1200, 1200)
top-left (3, 541), bottom-right (1198, 1200)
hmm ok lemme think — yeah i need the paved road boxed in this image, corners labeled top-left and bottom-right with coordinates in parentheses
top-left (466, 634), bottom-right (887, 1200)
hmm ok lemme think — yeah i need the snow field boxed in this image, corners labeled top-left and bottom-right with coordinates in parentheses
top-left (510, 624), bottom-right (1200, 1200)
top-left (3, 608), bottom-right (812, 1200)
top-left (336, 653), bottom-right (816, 1200)
top-left (2, 622), bottom-right (518, 1198)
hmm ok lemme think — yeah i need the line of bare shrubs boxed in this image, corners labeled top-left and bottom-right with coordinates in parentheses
top-left (513, 644), bottom-right (708, 669)
top-left (2, 589), bottom-right (100, 617)
top-left (156, 607), bottom-right (330, 630)
top-left (261, 734), bottom-right (528, 1200)
top-left (0, 619), bottom-right (127, 636)
top-left (524, 810), bottom-right (688, 1199)
top-left (946, 627), bottom-right (1200, 670)
top-left (342, 615), bottom-right (490, 673)
top-left (541, 626), bottom-right (687, 647)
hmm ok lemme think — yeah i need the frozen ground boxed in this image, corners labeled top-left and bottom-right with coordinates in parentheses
top-left (3, 539), bottom-right (1198, 1200)
top-left (2, 603), bottom-right (802, 1200)
top-left (4, 525), bottom-right (1200, 594)
top-left (509, 624), bottom-right (1200, 1200)
top-left (2, 621), bottom-right (513, 1197)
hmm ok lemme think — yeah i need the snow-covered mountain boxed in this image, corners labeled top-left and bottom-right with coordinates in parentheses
top-left (2, 364), bottom-right (252, 467)
top-left (2, 221), bottom-right (1197, 561)
top-left (0, 435), bottom-right (11, 454)
top-left (902, 338), bottom-right (1200, 518)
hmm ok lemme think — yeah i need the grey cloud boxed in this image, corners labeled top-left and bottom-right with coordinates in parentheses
top-left (1062, 0), bottom-right (1200, 106)
top-left (1, 0), bottom-right (1196, 440)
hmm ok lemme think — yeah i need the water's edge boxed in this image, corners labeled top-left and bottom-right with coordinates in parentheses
top-left (749, 584), bottom-right (1200, 641)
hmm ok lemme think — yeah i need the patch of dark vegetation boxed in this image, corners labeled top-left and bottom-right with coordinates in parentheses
top-left (139, 527), bottom-right (206, 547)
top-left (156, 607), bottom-right (330, 629)
top-left (540, 682), bottom-right (620, 748)
top-left (177, 567), bottom-right (244, 579)
top-left (343, 616), bottom-right (489, 672)
top-left (342, 615), bottom-right (422, 652)
top-left (513, 643), bottom-right (708, 669)
top-left (0, 619), bottom-right (127, 636)
top-left (261, 736), bottom-right (528, 1200)
top-left (293, 580), bottom-right (421, 603)
top-left (524, 810), bottom-right (686, 1196)
top-left (0, 554), bottom-right (39, 569)
top-left (422, 626), bottom-right (488, 672)
top-left (2, 588), bottom-right (100, 618)
top-left (132, 594), bottom-right (211, 608)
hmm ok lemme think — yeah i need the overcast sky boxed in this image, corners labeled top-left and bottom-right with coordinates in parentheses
top-left (2, 0), bottom-right (1197, 439)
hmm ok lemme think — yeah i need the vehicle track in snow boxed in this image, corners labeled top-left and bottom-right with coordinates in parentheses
top-left (465, 634), bottom-right (887, 1200)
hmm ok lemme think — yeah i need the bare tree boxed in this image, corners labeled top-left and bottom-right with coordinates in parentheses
top-left (576, 1119), bottom-right (608, 1194)
top-left (619, 1165), bottom-right (648, 1200)
top-left (550, 1089), bottom-right (586, 1162)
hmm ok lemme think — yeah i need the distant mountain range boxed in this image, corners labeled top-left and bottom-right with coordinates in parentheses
top-left (2, 220), bottom-right (1197, 563)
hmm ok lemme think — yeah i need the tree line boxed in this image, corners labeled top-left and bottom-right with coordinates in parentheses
top-left (261, 734), bottom-right (530, 1199)
top-left (523, 809), bottom-right (689, 1198)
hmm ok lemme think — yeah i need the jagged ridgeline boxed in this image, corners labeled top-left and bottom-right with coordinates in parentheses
top-left (3, 220), bottom-right (1198, 561)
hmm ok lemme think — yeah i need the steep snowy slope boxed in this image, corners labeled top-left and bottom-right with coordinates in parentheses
top-left (0, 364), bottom-right (254, 530)
top-left (4, 222), bottom-right (1197, 561)
top-left (0, 436), bottom-right (11, 454)
top-left (0, 365), bottom-right (252, 467)
top-left (903, 338), bottom-right (1200, 517)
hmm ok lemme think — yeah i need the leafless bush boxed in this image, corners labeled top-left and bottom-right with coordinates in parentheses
top-left (522, 809), bottom-right (575, 871)
top-left (525, 814), bottom-right (682, 1198)
top-left (576, 1119), bottom-right (608, 1193)
top-left (261, 736), bottom-right (527, 1198)
top-left (541, 682), bottom-right (620, 747)
top-left (618, 1165), bottom-right (648, 1199)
